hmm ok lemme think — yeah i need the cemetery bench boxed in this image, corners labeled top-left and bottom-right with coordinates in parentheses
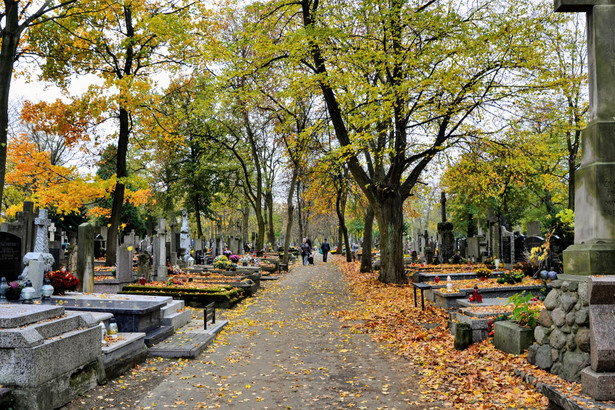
top-left (204, 302), bottom-right (216, 330)
top-left (412, 282), bottom-right (432, 311)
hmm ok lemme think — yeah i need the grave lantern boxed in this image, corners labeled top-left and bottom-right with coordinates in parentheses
top-left (0, 277), bottom-right (8, 303)
top-left (20, 280), bottom-right (36, 303)
top-left (41, 278), bottom-right (54, 300)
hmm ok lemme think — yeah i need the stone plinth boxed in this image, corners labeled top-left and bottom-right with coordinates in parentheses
top-left (581, 367), bottom-right (615, 401)
top-left (0, 304), bottom-right (102, 410)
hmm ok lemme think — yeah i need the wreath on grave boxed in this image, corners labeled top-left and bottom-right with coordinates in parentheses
top-left (47, 269), bottom-right (80, 294)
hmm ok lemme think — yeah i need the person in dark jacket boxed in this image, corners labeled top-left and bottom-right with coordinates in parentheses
top-left (300, 238), bottom-right (311, 265)
top-left (320, 239), bottom-right (331, 262)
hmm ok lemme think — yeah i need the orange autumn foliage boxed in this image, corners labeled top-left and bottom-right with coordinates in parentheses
top-left (333, 259), bottom-right (584, 408)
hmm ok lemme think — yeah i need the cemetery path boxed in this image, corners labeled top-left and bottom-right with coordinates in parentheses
top-left (141, 257), bottom-right (431, 409)
top-left (66, 257), bottom-right (434, 409)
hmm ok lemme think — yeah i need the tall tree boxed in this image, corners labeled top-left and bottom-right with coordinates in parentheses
top-left (252, 0), bottom-right (544, 283)
top-left (0, 0), bottom-right (78, 211)
top-left (30, 0), bottom-right (196, 264)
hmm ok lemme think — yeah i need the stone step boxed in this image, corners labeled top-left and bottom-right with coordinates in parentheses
top-left (88, 311), bottom-right (114, 329)
top-left (161, 299), bottom-right (185, 317)
top-left (102, 332), bottom-right (147, 380)
top-left (147, 319), bottom-right (228, 359)
top-left (162, 309), bottom-right (192, 331)
top-left (0, 304), bottom-right (65, 329)
top-left (144, 325), bottom-right (174, 347)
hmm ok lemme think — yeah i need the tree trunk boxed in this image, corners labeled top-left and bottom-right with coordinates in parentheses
top-left (360, 203), bottom-right (374, 272)
top-left (266, 189), bottom-right (275, 249)
top-left (296, 183), bottom-right (303, 241)
top-left (193, 194), bottom-right (203, 238)
top-left (282, 169), bottom-right (298, 265)
top-left (335, 188), bottom-right (351, 262)
top-left (242, 198), bottom-right (250, 250)
top-left (374, 192), bottom-right (406, 284)
top-left (0, 6), bottom-right (20, 211)
top-left (105, 106), bottom-right (130, 266)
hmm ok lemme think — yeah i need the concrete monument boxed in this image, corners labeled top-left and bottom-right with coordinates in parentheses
top-left (556, 0), bottom-right (615, 275)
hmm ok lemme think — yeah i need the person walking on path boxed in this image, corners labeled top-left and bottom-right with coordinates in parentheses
top-left (351, 242), bottom-right (360, 261)
top-left (320, 238), bottom-right (331, 262)
top-left (300, 238), bottom-right (311, 265)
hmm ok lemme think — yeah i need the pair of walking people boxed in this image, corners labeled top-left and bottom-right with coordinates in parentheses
top-left (300, 238), bottom-right (332, 265)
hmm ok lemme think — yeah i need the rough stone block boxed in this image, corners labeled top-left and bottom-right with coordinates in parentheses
top-left (551, 308), bottom-right (566, 327)
top-left (589, 304), bottom-right (615, 371)
top-left (581, 367), bottom-right (615, 401)
top-left (538, 309), bottom-right (553, 327)
top-left (550, 328), bottom-right (567, 350)
top-left (494, 321), bottom-right (534, 355)
top-left (535, 344), bottom-right (553, 370)
top-left (544, 289), bottom-right (560, 310)
top-left (454, 323), bottom-right (472, 350)
top-left (561, 351), bottom-right (590, 383)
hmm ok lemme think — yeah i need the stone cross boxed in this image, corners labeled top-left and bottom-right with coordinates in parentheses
top-left (34, 209), bottom-right (51, 254)
top-left (556, 0), bottom-right (615, 275)
top-left (48, 222), bottom-right (56, 244)
top-left (440, 192), bottom-right (447, 222)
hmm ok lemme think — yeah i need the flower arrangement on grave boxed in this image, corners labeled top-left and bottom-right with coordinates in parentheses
top-left (475, 265), bottom-right (492, 280)
top-left (508, 291), bottom-right (542, 328)
top-left (497, 269), bottom-right (525, 284)
top-left (5, 280), bottom-right (23, 300)
top-left (47, 269), bottom-right (80, 294)
top-left (228, 254), bottom-right (241, 263)
top-left (240, 255), bottom-right (251, 266)
top-left (213, 255), bottom-right (233, 270)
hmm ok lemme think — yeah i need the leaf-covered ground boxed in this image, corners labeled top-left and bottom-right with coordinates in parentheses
top-left (333, 259), bottom-right (588, 409)
top-left (66, 256), bottom-right (597, 409)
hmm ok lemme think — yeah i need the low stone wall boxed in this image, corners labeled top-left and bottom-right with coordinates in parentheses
top-left (528, 275), bottom-right (591, 382)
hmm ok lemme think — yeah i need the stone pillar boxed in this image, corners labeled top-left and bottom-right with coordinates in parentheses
top-left (179, 209), bottom-right (192, 263)
top-left (153, 219), bottom-right (167, 281)
top-left (77, 222), bottom-right (94, 293)
top-left (556, 1), bottom-right (615, 275)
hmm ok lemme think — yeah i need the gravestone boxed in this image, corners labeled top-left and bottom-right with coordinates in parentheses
top-left (501, 227), bottom-right (515, 266)
top-left (169, 213), bottom-right (178, 265)
top-left (527, 221), bottom-right (541, 237)
top-left (179, 209), bottom-right (192, 264)
top-left (467, 237), bottom-right (480, 261)
top-left (0, 232), bottom-right (21, 282)
top-left (437, 192), bottom-right (455, 263)
top-left (525, 236), bottom-right (545, 256)
top-left (116, 244), bottom-right (133, 283)
top-left (556, 0), bottom-right (615, 275)
top-left (22, 209), bottom-right (55, 297)
top-left (580, 277), bottom-right (615, 400)
top-left (77, 222), bottom-right (95, 293)
top-left (514, 234), bottom-right (527, 262)
top-left (153, 218), bottom-right (167, 281)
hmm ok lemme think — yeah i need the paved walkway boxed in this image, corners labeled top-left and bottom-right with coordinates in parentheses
top-left (136, 257), bottom-right (430, 409)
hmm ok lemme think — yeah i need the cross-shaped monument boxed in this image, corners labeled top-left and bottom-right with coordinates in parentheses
top-left (556, 0), bottom-right (615, 276)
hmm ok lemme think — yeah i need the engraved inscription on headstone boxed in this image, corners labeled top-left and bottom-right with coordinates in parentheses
top-left (0, 232), bottom-right (22, 282)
